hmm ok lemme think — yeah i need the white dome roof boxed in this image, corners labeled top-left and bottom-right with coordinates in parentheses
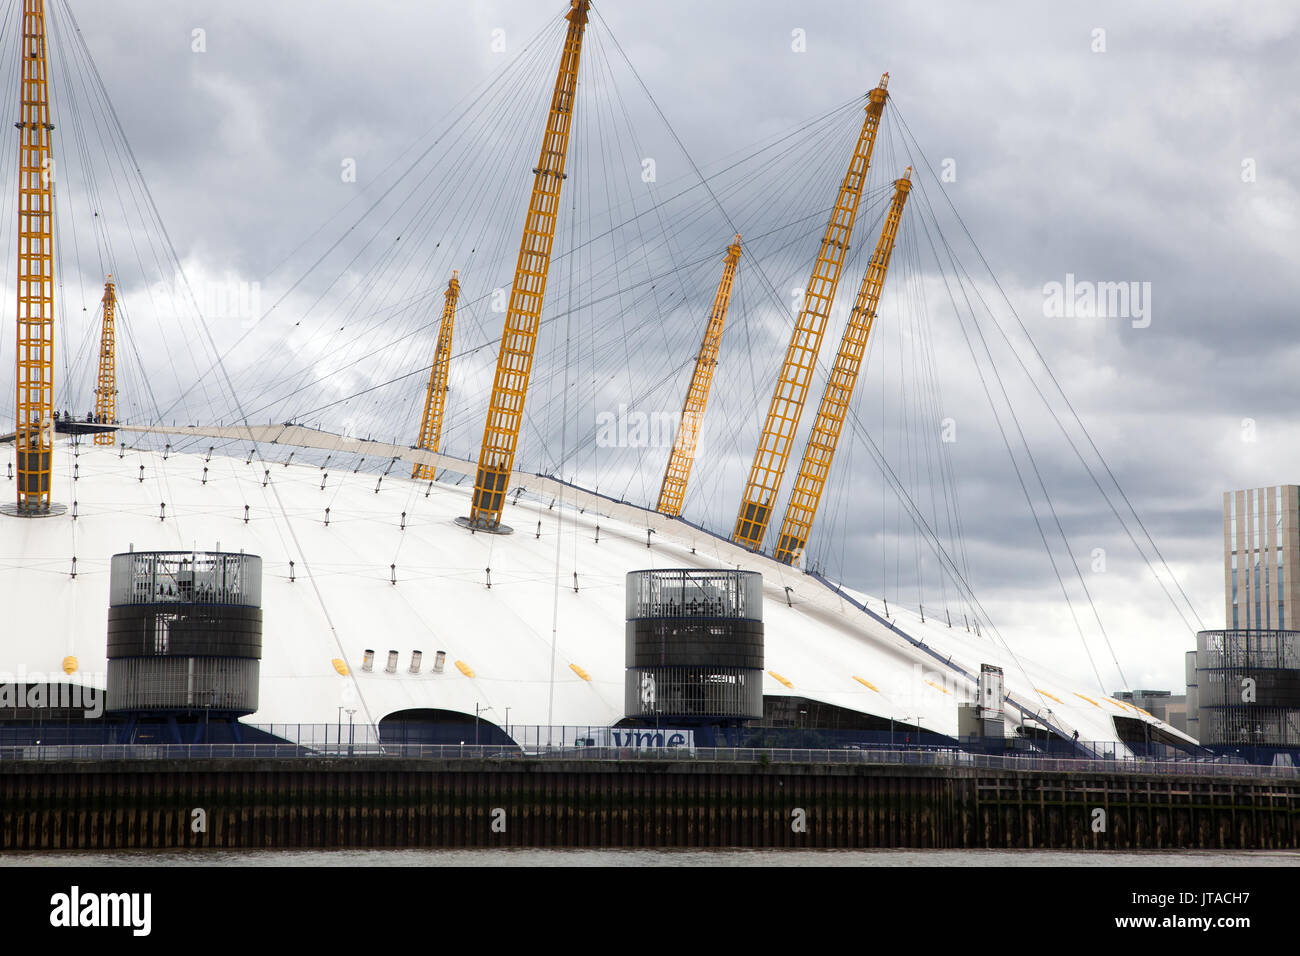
top-left (1, 426), bottom-right (1186, 752)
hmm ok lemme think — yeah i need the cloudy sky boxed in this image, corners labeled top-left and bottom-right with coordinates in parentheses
top-left (7, 0), bottom-right (1299, 694)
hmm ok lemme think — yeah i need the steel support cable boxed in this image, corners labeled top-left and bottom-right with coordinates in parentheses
top-left (48, 14), bottom-right (113, 411)
top-left (906, 179), bottom-right (1111, 694)
top-left (584, 30), bottom-right (729, 502)
top-left (897, 162), bottom-right (1144, 685)
top-left (893, 123), bottom-right (1162, 684)
top-left (944, 237), bottom-right (1202, 642)
top-left (48, 5), bottom-right (99, 297)
top-left (56, 4), bottom-right (203, 416)
top-left (538, 104), bottom-right (863, 444)
top-left (44, 5), bottom-right (139, 411)
top-left (28, 3), bottom-right (170, 433)
top-left (595, 175), bottom-right (889, 520)
top-left (56, 0), bottom-right (212, 422)
top-left (674, 156), bottom-right (894, 525)
top-left (912, 234), bottom-right (967, 622)
top-left (585, 34), bottom-right (677, 503)
top-left (547, 144), bottom-right (583, 737)
top-left (284, 98), bottom-right (535, 426)
top-left (583, 43), bottom-right (752, 505)
top-left (890, 101), bottom-right (1204, 634)
top-left (904, 214), bottom-right (974, 608)
top-left (242, 99), bottom-right (866, 435)
top-left (834, 104), bottom-right (1143, 690)
top-left (262, 87), bottom-right (847, 439)
top-left (52, 3), bottom-right (140, 422)
top-left (835, 387), bottom-right (1034, 667)
top-left (896, 216), bottom-right (931, 606)
top-left (901, 208), bottom-right (958, 618)
top-left (590, 138), bottom-right (883, 522)
top-left (899, 213), bottom-right (947, 614)
top-left (249, 11), bottom-right (570, 322)
top-left (45, 23), bottom-right (81, 406)
top-left (154, 15), bottom-right (569, 426)
top-left (249, 19), bottom-right (564, 413)
top-left (898, 215), bottom-right (925, 613)
top-left (271, 41), bottom-right (691, 452)
top-left (938, 245), bottom-right (1132, 689)
top-left (272, 197), bottom-right (850, 434)
top-left (55, 1), bottom-right (397, 725)
top-left (265, 27), bottom-right (564, 423)
top-left (839, 399), bottom-right (1058, 718)
top-left (591, 7), bottom-right (889, 389)
top-left (560, 195), bottom-right (865, 501)
top-left (0, 0), bottom-right (20, 418)
top-left (553, 210), bottom-right (833, 507)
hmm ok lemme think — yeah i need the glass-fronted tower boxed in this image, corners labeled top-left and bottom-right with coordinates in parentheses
top-left (1192, 628), bottom-right (1300, 748)
top-left (106, 550), bottom-right (262, 716)
top-left (1224, 485), bottom-right (1299, 630)
top-left (625, 569), bottom-right (763, 723)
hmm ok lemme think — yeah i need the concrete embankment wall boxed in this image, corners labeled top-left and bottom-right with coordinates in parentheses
top-left (2, 759), bottom-right (1298, 850)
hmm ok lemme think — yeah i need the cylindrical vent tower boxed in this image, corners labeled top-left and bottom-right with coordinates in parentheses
top-left (106, 551), bottom-right (263, 716)
top-left (625, 569), bottom-right (763, 722)
top-left (1194, 629), bottom-right (1300, 747)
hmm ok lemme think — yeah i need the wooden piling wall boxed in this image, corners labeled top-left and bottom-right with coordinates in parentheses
top-left (2, 758), bottom-right (1297, 851)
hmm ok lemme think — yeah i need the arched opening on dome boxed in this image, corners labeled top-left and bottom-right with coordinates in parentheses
top-left (1112, 715), bottom-right (1199, 756)
top-left (379, 708), bottom-right (513, 746)
top-left (1014, 720), bottom-right (1065, 743)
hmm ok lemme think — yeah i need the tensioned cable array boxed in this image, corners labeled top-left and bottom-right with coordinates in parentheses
top-left (1, 1), bottom-right (1206, 700)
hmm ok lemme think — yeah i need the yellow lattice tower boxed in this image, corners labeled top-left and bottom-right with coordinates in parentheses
top-left (775, 169), bottom-right (912, 565)
top-left (466, 0), bottom-right (589, 531)
top-left (93, 275), bottom-right (116, 445)
top-left (412, 270), bottom-right (460, 479)
top-left (656, 234), bottom-right (742, 517)
top-left (13, 0), bottom-right (55, 514)
top-left (732, 74), bottom-right (890, 550)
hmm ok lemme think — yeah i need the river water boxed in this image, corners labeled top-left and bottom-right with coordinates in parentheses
top-left (2, 847), bottom-right (1297, 866)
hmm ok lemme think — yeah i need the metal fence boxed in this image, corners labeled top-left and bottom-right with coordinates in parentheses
top-left (2, 740), bottom-right (1298, 779)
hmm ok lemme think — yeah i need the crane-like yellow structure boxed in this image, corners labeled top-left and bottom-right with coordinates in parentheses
top-left (412, 270), bottom-right (460, 479)
top-left (732, 74), bottom-right (890, 551)
top-left (467, 0), bottom-right (589, 531)
top-left (13, 0), bottom-right (56, 514)
top-left (774, 169), bottom-right (912, 565)
top-left (656, 234), bottom-right (742, 517)
top-left (93, 274), bottom-right (116, 446)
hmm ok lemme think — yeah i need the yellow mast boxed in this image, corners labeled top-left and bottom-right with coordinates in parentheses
top-left (412, 271), bottom-right (460, 479)
top-left (93, 274), bottom-right (116, 445)
top-left (656, 234), bottom-right (742, 517)
top-left (732, 74), bottom-right (890, 550)
top-left (467, 0), bottom-right (589, 531)
top-left (775, 169), bottom-right (912, 565)
top-left (13, 0), bottom-right (55, 513)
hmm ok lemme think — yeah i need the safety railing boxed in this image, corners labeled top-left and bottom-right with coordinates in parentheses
top-left (1, 742), bottom-right (1298, 778)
